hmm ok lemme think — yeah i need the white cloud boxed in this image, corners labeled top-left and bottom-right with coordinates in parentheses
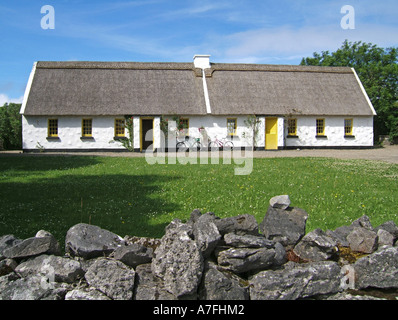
top-left (217, 23), bottom-right (398, 64)
top-left (162, 4), bottom-right (217, 17)
top-left (0, 94), bottom-right (23, 106)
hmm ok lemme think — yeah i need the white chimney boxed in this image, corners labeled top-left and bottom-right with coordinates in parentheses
top-left (193, 55), bottom-right (212, 114)
top-left (193, 54), bottom-right (211, 69)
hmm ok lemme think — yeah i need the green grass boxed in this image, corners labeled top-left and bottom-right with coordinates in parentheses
top-left (0, 155), bottom-right (397, 250)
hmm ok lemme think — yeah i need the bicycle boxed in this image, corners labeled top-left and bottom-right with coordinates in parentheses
top-left (208, 136), bottom-right (234, 151)
top-left (176, 136), bottom-right (202, 151)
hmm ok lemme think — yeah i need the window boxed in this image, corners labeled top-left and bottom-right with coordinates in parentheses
top-left (115, 119), bottom-right (125, 137)
top-left (344, 119), bottom-right (353, 136)
top-left (227, 118), bottom-right (237, 135)
top-left (287, 118), bottom-right (297, 136)
top-left (316, 118), bottom-right (325, 136)
top-left (81, 119), bottom-right (92, 137)
top-left (47, 119), bottom-right (58, 137)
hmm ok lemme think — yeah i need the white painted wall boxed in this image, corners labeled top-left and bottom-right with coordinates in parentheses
top-left (23, 115), bottom-right (252, 151)
top-left (257, 117), bottom-right (265, 148)
top-left (133, 117), bottom-right (140, 150)
top-left (175, 115), bottom-right (253, 148)
top-left (284, 116), bottom-right (374, 147)
top-left (22, 114), bottom-right (374, 151)
top-left (22, 116), bottom-right (127, 150)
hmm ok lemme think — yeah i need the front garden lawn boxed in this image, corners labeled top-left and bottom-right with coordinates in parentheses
top-left (0, 155), bottom-right (397, 249)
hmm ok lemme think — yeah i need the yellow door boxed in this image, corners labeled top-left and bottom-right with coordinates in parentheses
top-left (265, 118), bottom-right (278, 150)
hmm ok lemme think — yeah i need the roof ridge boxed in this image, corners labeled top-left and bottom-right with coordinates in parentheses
top-left (36, 61), bottom-right (193, 70)
top-left (35, 61), bottom-right (352, 73)
top-left (211, 63), bottom-right (353, 73)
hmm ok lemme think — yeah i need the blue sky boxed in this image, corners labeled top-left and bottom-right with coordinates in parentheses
top-left (0, 0), bottom-right (397, 105)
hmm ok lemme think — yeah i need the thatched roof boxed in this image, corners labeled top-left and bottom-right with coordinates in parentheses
top-left (22, 61), bottom-right (375, 117)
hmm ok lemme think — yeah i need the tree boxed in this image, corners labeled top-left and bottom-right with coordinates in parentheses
top-left (300, 40), bottom-right (398, 142)
top-left (242, 115), bottom-right (261, 149)
top-left (0, 103), bottom-right (22, 150)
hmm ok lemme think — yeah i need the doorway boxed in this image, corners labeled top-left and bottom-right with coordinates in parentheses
top-left (265, 118), bottom-right (278, 150)
top-left (141, 118), bottom-right (154, 151)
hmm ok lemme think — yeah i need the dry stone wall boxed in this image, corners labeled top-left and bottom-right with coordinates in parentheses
top-left (1, 195), bottom-right (398, 300)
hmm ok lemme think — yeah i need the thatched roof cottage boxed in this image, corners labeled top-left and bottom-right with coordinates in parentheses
top-left (20, 55), bottom-right (376, 152)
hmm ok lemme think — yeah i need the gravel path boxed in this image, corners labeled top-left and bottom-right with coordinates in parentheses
top-left (251, 145), bottom-right (398, 164)
top-left (1, 145), bottom-right (397, 164)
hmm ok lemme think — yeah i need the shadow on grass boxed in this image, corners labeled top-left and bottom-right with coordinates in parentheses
top-left (0, 172), bottom-right (181, 251)
top-left (0, 155), bottom-right (102, 173)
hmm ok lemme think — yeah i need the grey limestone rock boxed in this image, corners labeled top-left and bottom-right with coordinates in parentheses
top-left (84, 258), bottom-right (136, 300)
top-left (151, 219), bottom-right (203, 299)
top-left (0, 235), bottom-right (22, 256)
top-left (353, 246), bottom-right (398, 289)
top-left (214, 214), bottom-right (259, 236)
top-left (293, 228), bottom-right (338, 262)
top-left (326, 228), bottom-right (350, 247)
top-left (347, 227), bottom-right (378, 254)
top-left (269, 195), bottom-right (291, 210)
top-left (65, 223), bottom-right (124, 259)
top-left (15, 254), bottom-right (84, 284)
top-left (223, 233), bottom-right (274, 248)
top-left (192, 212), bottom-right (221, 258)
top-left (3, 234), bottom-right (61, 260)
top-left (112, 243), bottom-right (153, 268)
top-left (376, 229), bottom-right (395, 247)
top-left (0, 274), bottom-right (70, 300)
top-left (260, 205), bottom-right (308, 248)
top-left (65, 287), bottom-right (111, 300)
top-left (217, 242), bottom-right (286, 274)
top-left (133, 263), bottom-right (176, 300)
top-left (351, 215), bottom-right (374, 230)
top-left (327, 215), bottom-right (376, 248)
top-left (375, 220), bottom-right (398, 242)
top-left (250, 261), bottom-right (342, 300)
top-left (199, 261), bottom-right (249, 300)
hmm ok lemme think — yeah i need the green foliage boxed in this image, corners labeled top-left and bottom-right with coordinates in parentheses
top-left (123, 116), bottom-right (134, 151)
top-left (0, 103), bottom-right (22, 150)
top-left (300, 40), bottom-right (398, 141)
top-left (160, 115), bottom-right (188, 134)
top-left (160, 115), bottom-right (189, 147)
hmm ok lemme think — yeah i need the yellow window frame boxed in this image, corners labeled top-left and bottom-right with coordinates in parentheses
top-left (227, 118), bottom-right (237, 136)
top-left (81, 118), bottom-right (92, 137)
top-left (344, 118), bottom-right (353, 136)
top-left (287, 118), bottom-right (297, 136)
top-left (47, 119), bottom-right (58, 137)
top-left (316, 118), bottom-right (325, 136)
top-left (114, 118), bottom-right (126, 137)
